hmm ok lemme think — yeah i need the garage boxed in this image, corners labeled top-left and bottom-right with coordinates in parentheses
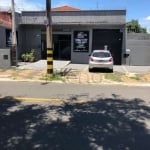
top-left (92, 29), bottom-right (123, 65)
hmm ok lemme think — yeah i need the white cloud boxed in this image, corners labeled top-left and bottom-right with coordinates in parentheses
top-left (145, 16), bottom-right (150, 21)
top-left (139, 16), bottom-right (150, 33)
top-left (19, 0), bottom-right (45, 11)
top-left (0, 0), bottom-right (45, 12)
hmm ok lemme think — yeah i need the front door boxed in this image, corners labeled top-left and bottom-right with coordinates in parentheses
top-left (41, 33), bottom-right (71, 60)
top-left (53, 34), bottom-right (71, 60)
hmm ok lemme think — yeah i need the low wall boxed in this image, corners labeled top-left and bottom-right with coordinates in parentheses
top-left (0, 49), bottom-right (11, 68)
top-left (126, 33), bottom-right (150, 66)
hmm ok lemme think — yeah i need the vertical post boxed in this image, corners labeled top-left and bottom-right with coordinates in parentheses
top-left (11, 0), bottom-right (17, 66)
top-left (46, 0), bottom-right (53, 75)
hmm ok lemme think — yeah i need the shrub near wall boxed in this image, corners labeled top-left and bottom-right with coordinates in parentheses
top-left (21, 49), bottom-right (36, 62)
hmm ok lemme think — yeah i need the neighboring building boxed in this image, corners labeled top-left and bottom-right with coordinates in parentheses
top-left (0, 11), bottom-right (12, 48)
top-left (18, 5), bottom-right (126, 65)
top-left (0, 11), bottom-right (12, 68)
top-left (126, 33), bottom-right (150, 66)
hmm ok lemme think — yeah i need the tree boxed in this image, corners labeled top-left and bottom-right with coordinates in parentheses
top-left (126, 19), bottom-right (147, 33)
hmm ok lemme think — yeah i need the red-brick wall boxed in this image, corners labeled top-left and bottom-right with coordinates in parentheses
top-left (0, 12), bottom-right (12, 28)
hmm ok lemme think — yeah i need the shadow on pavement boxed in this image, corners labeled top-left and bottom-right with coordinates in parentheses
top-left (0, 96), bottom-right (150, 150)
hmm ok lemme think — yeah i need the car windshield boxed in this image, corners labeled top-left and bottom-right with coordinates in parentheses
top-left (92, 52), bottom-right (111, 58)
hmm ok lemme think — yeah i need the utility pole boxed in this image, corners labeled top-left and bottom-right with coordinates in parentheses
top-left (46, 0), bottom-right (53, 75)
top-left (11, 0), bottom-right (17, 66)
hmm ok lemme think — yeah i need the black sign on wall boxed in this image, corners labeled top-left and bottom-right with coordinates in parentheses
top-left (73, 31), bottom-right (89, 52)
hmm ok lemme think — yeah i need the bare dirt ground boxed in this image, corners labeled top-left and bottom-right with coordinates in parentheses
top-left (0, 69), bottom-right (150, 84)
top-left (65, 70), bottom-right (150, 84)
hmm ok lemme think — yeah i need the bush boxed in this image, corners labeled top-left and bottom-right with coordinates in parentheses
top-left (21, 49), bottom-right (36, 62)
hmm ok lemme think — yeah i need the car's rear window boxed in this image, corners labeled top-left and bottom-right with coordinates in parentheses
top-left (92, 52), bottom-right (111, 58)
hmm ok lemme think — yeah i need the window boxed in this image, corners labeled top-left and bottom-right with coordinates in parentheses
top-left (93, 52), bottom-right (111, 58)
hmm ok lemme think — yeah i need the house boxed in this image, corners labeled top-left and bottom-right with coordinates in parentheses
top-left (1, 5), bottom-right (150, 66)
top-left (0, 11), bottom-right (12, 48)
top-left (18, 5), bottom-right (126, 65)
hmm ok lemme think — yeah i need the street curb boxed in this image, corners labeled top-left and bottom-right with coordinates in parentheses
top-left (0, 77), bottom-right (150, 87)
top-left (2, 96), bottom-right (91, 104)
top-left (15, 97), bottom-right (66, 103)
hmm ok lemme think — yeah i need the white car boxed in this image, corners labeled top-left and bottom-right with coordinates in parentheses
top-left (89, 50), bottom-right (113, 72)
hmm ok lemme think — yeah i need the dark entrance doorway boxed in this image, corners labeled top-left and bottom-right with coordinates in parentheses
top-left (92, 29), bottom-right (123, 65)
top-left (53, 34), bottom-right (71, 60)
top-left (41, 31), bottom-right (47, 59)
top-left (41, 33), bottom-right (71, 60)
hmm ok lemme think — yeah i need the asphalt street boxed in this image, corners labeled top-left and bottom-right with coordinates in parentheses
top-left (0, 81), bottom-right (150, 100)
top-left (0, 82), bottom-right (150, 150)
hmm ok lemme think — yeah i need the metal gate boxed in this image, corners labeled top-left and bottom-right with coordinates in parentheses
top-left (53, 35), bottom-right (71, 60)
top-left (92, 29), bottom-right (123, 65)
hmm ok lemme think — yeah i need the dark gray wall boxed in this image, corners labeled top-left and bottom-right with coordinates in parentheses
top-left (21, 10), bottom-right (126, 26)
top-left (126, 33), bottom-right (150, 66)
top-left (18, 24), bottom-right (126, 64)
top-left (18, 25), bottom-right (43, 60)
top-left (0, 26), bottom-right (6, 48)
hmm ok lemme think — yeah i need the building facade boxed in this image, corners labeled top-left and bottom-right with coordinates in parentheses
top-left (18, 6), bottom-right (126, 65)
top-left (1, 6), bottom-right (150, 66)
top-left (0, 11), bottom-right (12, 48)
top-left (126, 33), bottom-right (150, 66)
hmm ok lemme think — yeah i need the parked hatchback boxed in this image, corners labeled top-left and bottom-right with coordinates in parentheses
top-left (89, 50), bottom-right (113, 72)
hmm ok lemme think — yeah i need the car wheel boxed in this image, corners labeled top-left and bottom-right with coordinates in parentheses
top-left (89, 68), bottom-right (93, 72)
top-left (110, 69), bottom-right (113, 73)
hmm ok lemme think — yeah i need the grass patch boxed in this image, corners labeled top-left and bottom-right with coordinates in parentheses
top-left (104, 72), bottom-right (123, 82)
top-left (0, 69), bottom-right (9, 72)
top-left (12, 71), bottom-right (20, 79)
top-left (40, 73), bottom-right (63, 81)
top-left (129, 74), bottom-right (142, 81)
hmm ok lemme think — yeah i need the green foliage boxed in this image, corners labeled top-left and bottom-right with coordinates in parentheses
top-left (129, 74), bottom-right (141, 81)
top-left (126, 19), bottom-right (147, 33)
top-left (104, 72), bottom-right (123, 82)
top-left (21, 49), bottom-right (36, 62)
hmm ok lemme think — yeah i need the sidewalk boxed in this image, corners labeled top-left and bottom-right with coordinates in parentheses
top-left (0, 60), bottom-right (70, 81)
top-left (0, 60), bottom-right (150, 85)
top-left (18, 60), bottom-right (70, 70)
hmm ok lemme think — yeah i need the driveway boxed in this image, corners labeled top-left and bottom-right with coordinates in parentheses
top-left (18, 60), bottom-right (150, 74)
top-left (18, 60), bottom-right (70, 71)
top-left (65, 64), bottom-right (150, 74)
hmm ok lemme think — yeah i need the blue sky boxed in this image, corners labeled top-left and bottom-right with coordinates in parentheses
top-left (0, 0), bottom-right (150, 31)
